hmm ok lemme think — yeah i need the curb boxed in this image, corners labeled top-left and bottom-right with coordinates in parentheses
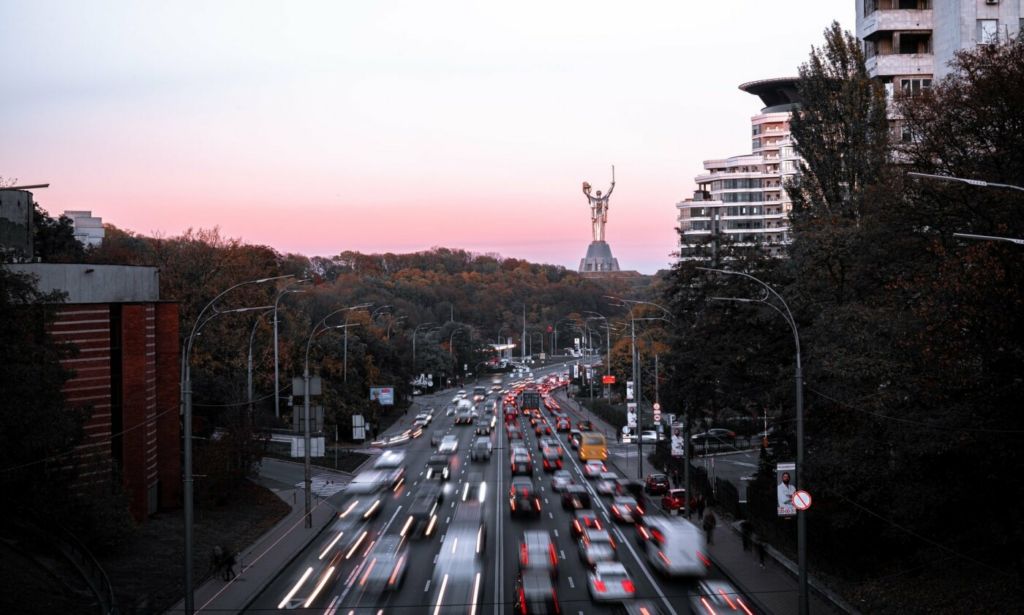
top-left (238, 498), bottom-right (339, 614)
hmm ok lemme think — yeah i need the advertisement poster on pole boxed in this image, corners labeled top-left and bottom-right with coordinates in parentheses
top-left (776, 461), bottom-right (797, 517)
top-left (627, 403), bottom-right (637, 428)
top-left (626, 381), bottom-right (634, 401)
top-left (670, 422), bottom-right (684, 457)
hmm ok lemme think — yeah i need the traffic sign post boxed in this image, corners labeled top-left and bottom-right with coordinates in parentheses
top-left (793, 490), bottom-right (812, 511)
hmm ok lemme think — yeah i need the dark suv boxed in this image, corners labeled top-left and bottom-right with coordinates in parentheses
top-left (645, 473), bottom-right (669, 496)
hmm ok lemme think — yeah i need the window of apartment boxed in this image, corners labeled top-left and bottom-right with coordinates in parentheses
top-left (900, 78), bottom-right (932, 96)
top-left (780, 146), bottom-right (794, 158)
top-left (781, 161), bottom-right (795, 173)
top-left (752, 124), bottom-right (761, 136)
top-left (898, 32), bottom-right (931, 54)
top-left (977, 20), bottom-right (998, 45)
top-left (752, 138), bottom-right (761, 150)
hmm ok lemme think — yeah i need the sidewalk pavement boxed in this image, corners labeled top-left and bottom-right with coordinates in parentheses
top-left (166, 485), bottom-right (342, 614)
top-left (553, 391), bottom-right (857, 615)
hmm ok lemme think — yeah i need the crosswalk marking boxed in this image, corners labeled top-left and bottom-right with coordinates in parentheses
top-left (297, 473), bottom-right (348, 497)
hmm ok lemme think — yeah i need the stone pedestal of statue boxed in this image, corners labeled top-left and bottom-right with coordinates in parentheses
top-left (579, 241), bottom-right (621, 273)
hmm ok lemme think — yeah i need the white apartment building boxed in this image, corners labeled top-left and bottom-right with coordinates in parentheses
top-left (859, 0), bottom-right (1022, 96)
top-left (676, 78), bottom-right (801, 260)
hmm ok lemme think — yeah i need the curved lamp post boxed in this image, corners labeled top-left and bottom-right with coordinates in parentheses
top-left (273, 279), bottom-right (311, 419)
top-left (343, 303), bottom-right (373, 383)
top-left (302, 308), bottom-right (360, 527)
top-left (386, 315), bottom-right (406, 339)
top-left (412, 322), bottom-right (434, 371)
top-left (247, 308), bottom-right (275, 408)
top-left (181, 274), bottom-right (291, 614)
top-left (697, 266), bottom-right (806, 615)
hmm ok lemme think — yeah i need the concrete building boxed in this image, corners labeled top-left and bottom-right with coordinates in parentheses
top-left (858, 0), bottom-right (1022, 95)
top-left (64, 210), bottom-right (106, 247)
top-left (7, 262), bottom-right (181, 522)
top-left (677, 78), bottom-right (801, 260)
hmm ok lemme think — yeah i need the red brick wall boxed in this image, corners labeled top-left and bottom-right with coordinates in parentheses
top-left (155, 303), bottom-right (181, 507)
top-left (53, 301), bottom-right (180, 522)
top-left (53, 305), bottom-right (113, 474)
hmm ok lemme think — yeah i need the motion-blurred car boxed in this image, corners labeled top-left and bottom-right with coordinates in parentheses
top-left (555, 417), bottom-right (571, 432)
top-left (583, 460), bottom-right (607, 479)
top-left (595, 472), bottom-right (620, 496)
top-left (514, 571), bottom-right (560, 615)
top-left (507, 425), bottom-right (524, 440)
top-left (359, 535), bottom-right (409, 593)
top-left (519, 530), bottom-right (558, 577)
top-left (373, 451), bottom-right (406, 489)
top-left (425, 455), bottom-right (451, 481)
top-left (688, 580), bottom-right (754, 614)
top-left (638, 516), bottom-right (709, 578)
top-left (510, 477), bottom-right (542, 518)
top-left (402, 484), bottom-right (444, 539)
top-left (438, 434), bottom-right (459, 454)
top-left (570, 509), bottom-right (603, 538)
top-left (640, 430), bottom-right (660, 443)
top-left (540, 449), bottom-right (562, 472)
top-left (577, 421), bottom-right (595, 431)
top-left (577, 528), bottom-right (618, 569)
top-left (475, 418), bottom-right (492, 436)
top-left (470, 436), bottom-right (492, 462)
top-left (511, 452), bottom-right (534, 475)
top-left (586, 562), bottom-right (635, 603)
top-left (610, 496), bottom-right (644, 523)
top-left (560, 484), bottom-right (592, 510)
top-left (690, 428), bottom-right (736, 445)
top-left (550, 470), bottom-right (573, 492)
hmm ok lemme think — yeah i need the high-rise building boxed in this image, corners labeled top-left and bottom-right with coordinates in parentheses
top-left (676, 78), bottom-right (801, 261)
top-left (859, 0), bottom-right (1022, 98)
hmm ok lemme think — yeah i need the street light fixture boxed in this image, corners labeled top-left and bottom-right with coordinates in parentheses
top-left (247, 308), bottom-right (275, 408)
top-left (696, 266), bottom-right (807, 615)
top-left (907, 171), bottom-right (1024, 193)
top-left (386, 315), bottom-right (406, 339)
top-left (181, 274), bottom-right (291, 614)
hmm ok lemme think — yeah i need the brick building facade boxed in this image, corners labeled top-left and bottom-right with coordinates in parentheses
top-left (11, 263), bottom-right (180, 521)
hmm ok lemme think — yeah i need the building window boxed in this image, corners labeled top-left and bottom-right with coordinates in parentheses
top-left (752, 125), bottom-right (761, 136)
top-left (752, 138), bottom-right (761, 150)
top-left (900, 78), bottom-right (932, 96)
top-left (977, 20), bottom-right (998, 45)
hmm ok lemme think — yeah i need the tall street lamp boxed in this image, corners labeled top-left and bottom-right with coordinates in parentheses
top-left (584, 311), bottom-right (612, 399)
top-left (907, 171), bottom-right (1024, 193)
top-left (605, 297), bottom-right (671, 478)
top-left (412, 322), bottom-right (434, 371)
top-left (303, 309), bottom-right (359, 527)
top-left (274, 279), bottom-right (311, 419)
top-left (247, 309), bottom-right (275, 408)
top-left (181, 274), bottom-right (290, 614)
top-left (343, 303), bottom-right (373, 383)
top-left (386, 315), bottom-right (406, 339)
top-left (697, 266), bottom-right (807, 615)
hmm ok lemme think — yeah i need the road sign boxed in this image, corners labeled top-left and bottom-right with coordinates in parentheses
top-left (622, 426), bottom-right (630, 434)
top-left (652, 402), bottom-right (660, 411)
top-left (793, 490), bottom-right (812, 511)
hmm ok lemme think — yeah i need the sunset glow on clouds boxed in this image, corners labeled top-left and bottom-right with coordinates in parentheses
top-left (2, 1), bottom-right (852, 274)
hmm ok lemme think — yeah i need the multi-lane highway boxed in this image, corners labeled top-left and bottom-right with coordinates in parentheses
top-left (247, 363), bottom-right (761, 614)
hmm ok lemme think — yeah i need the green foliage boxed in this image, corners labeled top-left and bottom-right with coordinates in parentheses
top-left (33, 203), bottom-right (87, 264)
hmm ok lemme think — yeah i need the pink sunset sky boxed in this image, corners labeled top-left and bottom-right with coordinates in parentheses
top-left (2, 1), bottom-right (853, 275)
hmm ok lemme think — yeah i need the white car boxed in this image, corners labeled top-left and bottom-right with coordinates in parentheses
top-left (583, 460), bottom-right (607, 479)
top-left (587, 562), bottom-right (635, 602)
top-left (551, 470), bottom-right (573, 491)
top-left (640, 430), bottom-right (659, 443)
top-left (438, 435), bottom-right (459, 454)
top-left (595, 472), bottom-right (620, 496)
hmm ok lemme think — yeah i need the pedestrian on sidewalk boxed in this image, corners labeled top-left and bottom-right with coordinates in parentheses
top-left (756, 537), bottom-right (767, 569)
top-left (224, 551), bottom-right (237, 580)
top-left (696, 494), bottom-right (706, 521)
top-left (211, 546), bottom-right (224, 580)
top-left (741, 520), bottom-right (752, 551)
top-left (702, 508), bottom-right (717, 545)
top-left (672, 468), bottom-right (681, 487)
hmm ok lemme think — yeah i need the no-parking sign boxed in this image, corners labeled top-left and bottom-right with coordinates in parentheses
top-left (793, 490), bottom-right (812, 511)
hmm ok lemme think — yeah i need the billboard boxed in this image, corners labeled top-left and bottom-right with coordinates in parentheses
top-left (370, 386), bottom-right (394, 405)
top-left (627, 402), bottom-right (637, 428)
